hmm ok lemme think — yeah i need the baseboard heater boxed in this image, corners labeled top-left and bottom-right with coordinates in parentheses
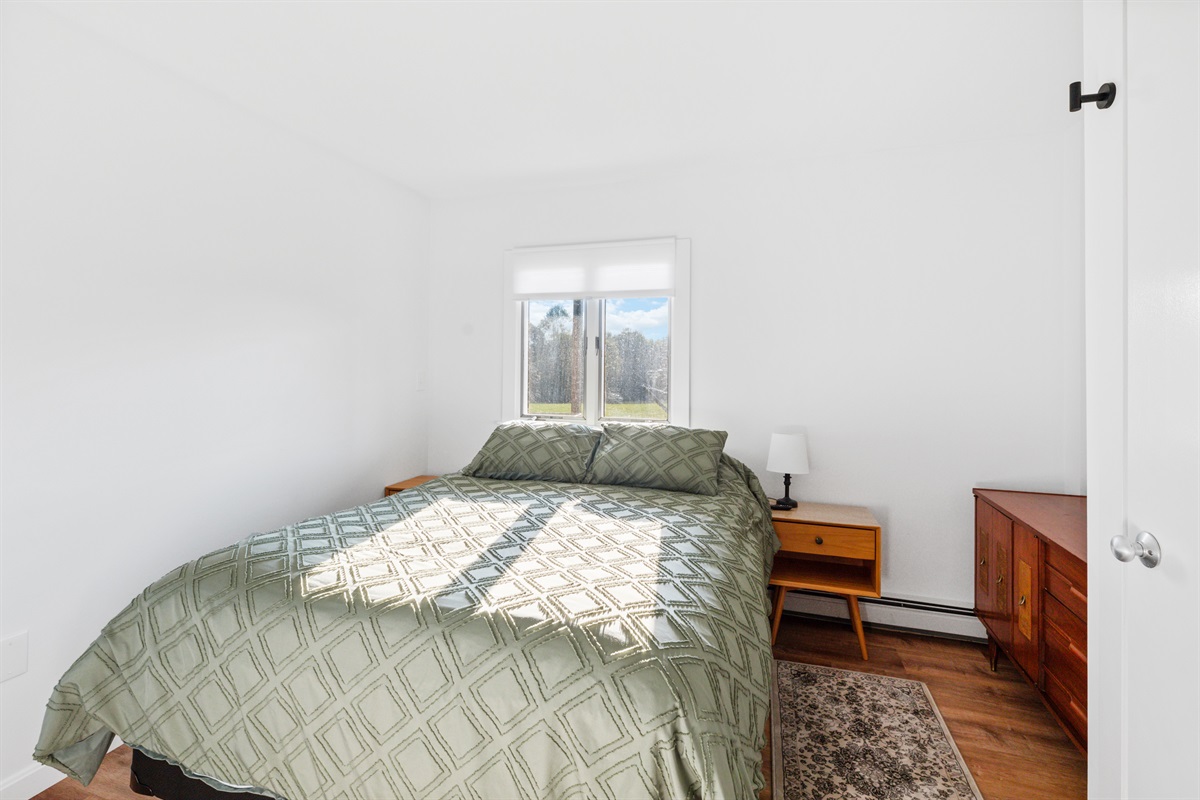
top-left (783, 589), bottom-right (984, 641)
top-left (860, 594), bottom-right (976, 617)
top-left (787, 589), bottom-right (974, 616)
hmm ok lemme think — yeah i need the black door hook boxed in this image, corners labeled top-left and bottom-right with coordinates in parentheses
top-left (1070, 81), bottom-right (1117, 112)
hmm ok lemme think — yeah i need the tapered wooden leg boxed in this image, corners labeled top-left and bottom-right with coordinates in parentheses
top-left (987, 635), bottom-right (999, 672)
top-left (770, 585), bottom-right (787, 644)
top-left (846, 595), bottom-right (868, 660)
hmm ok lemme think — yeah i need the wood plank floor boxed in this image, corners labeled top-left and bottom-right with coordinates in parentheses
top-left (31, 615), bottom-right (1085, 800)
top-left (767, 615), bottom-right (1086, 800)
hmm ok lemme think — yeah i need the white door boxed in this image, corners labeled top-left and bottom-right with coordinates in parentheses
top-left (1084, 1), bottom-right (1200, 798)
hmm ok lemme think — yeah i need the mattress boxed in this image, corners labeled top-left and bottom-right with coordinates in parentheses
top-left (34, 455), bottom-right (779, 799)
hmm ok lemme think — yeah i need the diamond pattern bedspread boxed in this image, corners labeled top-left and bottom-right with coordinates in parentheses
top-left (34, 457), bottom-right (779, 799)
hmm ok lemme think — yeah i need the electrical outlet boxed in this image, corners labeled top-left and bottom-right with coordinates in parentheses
top-left (1, 632), bottom-right (28, 682)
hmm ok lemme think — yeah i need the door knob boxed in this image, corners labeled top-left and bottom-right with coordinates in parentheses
top-left (1110, 531), bottom-right (1162, 568)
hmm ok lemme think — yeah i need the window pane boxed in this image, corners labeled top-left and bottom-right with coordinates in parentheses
top-left (602, 297), bottom-right (669, 421)
top-left (524, 299), bottom-right (587, 417)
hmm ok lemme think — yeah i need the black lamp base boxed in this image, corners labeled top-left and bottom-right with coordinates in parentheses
top-left (770, 473), bottom-right (799, 511)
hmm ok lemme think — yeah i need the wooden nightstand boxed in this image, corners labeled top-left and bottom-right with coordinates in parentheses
top-left (769, 502), bottom-right (882, 659)
top-left (384, 475), bottom-right (438, 496)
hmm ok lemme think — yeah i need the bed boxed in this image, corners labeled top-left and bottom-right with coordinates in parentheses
top-left (34, 422), bottom-right (779, 799)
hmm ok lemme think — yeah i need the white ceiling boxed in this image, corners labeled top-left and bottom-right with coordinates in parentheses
top-left (43, 0), bottom-right (1081, 198)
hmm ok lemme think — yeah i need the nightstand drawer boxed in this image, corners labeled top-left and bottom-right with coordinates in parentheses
top-left (772, 522), bottom-right (876, 560)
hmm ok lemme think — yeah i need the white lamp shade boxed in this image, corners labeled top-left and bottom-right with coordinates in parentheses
top-left (767, 432), bottom-right (810, 475)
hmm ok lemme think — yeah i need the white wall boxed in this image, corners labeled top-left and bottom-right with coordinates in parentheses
top-left (427, 139), bottom-right (1085, 612)
top-left (0, 1), bottom-right (1087, 792)
top-left (0, 7), bottom-right (429, 794)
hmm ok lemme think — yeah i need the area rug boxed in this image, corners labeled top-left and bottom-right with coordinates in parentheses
top-left (771, 661), bottom-right (983, 800)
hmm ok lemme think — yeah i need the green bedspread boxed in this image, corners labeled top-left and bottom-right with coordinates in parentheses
top-left (35, 456), bottom-right (779, 799)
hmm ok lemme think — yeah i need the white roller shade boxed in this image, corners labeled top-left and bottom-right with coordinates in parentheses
top-left (507, 238), bottom-right (676, 299)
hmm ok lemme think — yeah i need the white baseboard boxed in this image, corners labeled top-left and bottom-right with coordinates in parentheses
top-left (784, 592), bottom-right (987, 640)
top-left (0, 736), bottom-right (123, 800)
top-left (0, 762), bottom-right (60, 800)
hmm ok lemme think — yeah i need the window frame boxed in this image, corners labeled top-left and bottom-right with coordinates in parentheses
top-left (501, 238), bottom-right (690, 427)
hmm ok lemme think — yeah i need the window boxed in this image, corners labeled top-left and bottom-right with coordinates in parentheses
top-left (502, 238), bottom-right (690, 426)
top-left (524, 298), bottom-right (587, 417)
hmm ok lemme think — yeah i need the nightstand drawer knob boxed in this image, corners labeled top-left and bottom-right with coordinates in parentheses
top-left (814, 536), bottom-right (824, 545)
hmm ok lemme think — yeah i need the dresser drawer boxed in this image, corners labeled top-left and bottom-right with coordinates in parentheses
top-left (1045, 540), bottom-right (1086, 593)
top-left (1044, 591), bottom-right (1086, 650)
top-left (772, 522), bottom-right (876, 560)
top-left (1045, 564), bottom-right (1088, 622)
top-left (1043, 617), bottom-right (1087, 699)
top-left (1044, 665), bottom-right (1088, 746)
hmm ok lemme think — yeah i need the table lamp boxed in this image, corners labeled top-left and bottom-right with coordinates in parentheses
top-left (767, 432), bottom-right (809, 511)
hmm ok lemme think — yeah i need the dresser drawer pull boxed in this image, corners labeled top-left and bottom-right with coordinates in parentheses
top-left (814, 536), bottom-right (824, 545)
top-left (980, 557), bottom-right (986, 566)
top-left (1019, 594), bottom-right (1027, 606)
top-left (997, 575), bottom-right (1003, 585)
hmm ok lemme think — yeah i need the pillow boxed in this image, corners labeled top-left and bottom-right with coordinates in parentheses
top-left (585, 422), bottom-right (728, 495)
top-left (462, 420), bottom-right (601, 483)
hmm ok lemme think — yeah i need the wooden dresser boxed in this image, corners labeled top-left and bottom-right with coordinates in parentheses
top-left (974, 488), bottom-right (1087, 752)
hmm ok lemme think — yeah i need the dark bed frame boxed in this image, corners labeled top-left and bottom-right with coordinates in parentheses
top-left (129, 749), bottom-right (266, 800)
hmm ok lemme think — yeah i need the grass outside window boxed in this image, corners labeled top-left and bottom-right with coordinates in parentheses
top-left (527, 403), bottom-right (666, 421)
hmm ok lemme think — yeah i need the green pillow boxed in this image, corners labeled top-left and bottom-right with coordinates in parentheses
top-left (586, 423), bottom-right (728, 495)
top-left (463, 420), bottom-right (600, 483)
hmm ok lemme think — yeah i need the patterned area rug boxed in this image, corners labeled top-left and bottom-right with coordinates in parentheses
top-left (771, 661), bottom-right (983, 800)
